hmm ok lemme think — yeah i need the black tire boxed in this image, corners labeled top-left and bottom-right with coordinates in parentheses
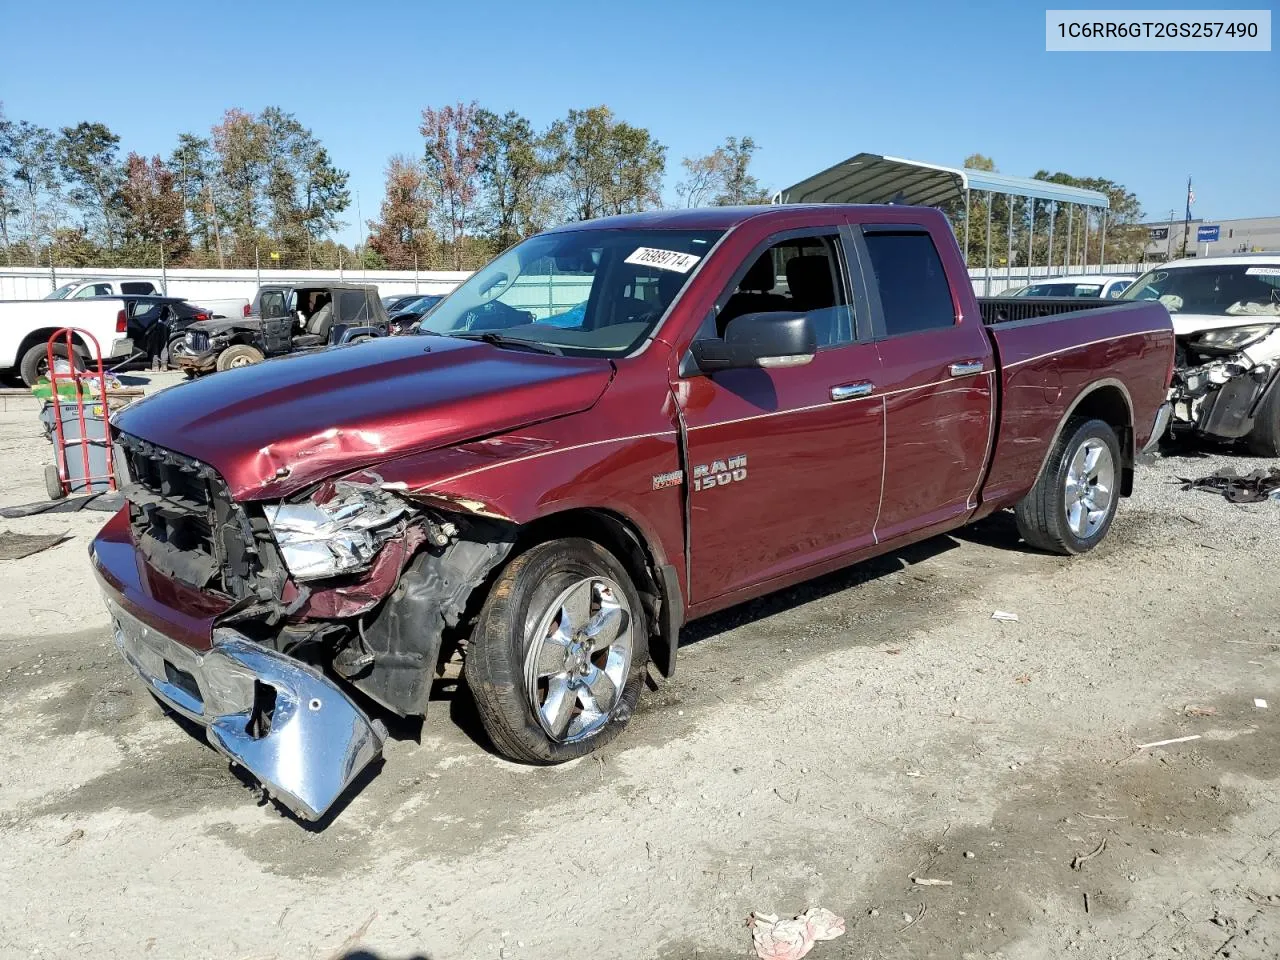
top-left (464, 538), bottom-right (649, 764)
top-left (19, 342), bottom-right (84, 388)
top-left (164, 336), bottom-right (187, 369)
top-left (1015, 417), bottom-right (1122, 555)
top-left (215, 344), bottom-right (264, 372)
top-left (44, 463), bottom-right (64, 501)
top-left (1245, 381), bottom-right (1280, 457)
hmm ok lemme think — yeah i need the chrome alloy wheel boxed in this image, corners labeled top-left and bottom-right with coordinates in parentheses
top-left (523, 576), bottom-right (633, 743)
top-left (1064, 438), bottom-right (1115, 540)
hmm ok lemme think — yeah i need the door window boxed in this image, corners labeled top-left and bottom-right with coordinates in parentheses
top-left (716, 234), bottom-right (854, 348)
top-left (72, 283), bottom-right (112, 298)
top-left (338, 290), bottom-right (370, 324)
top-left (862, 232), bottom-right (956, 336)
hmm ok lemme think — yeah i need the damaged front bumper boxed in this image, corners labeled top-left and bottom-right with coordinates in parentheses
top-left (107, 597), bottom-right (385, 821)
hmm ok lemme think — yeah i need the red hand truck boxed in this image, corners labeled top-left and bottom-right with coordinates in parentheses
top-left (43, 327), bottom-right (119, 500)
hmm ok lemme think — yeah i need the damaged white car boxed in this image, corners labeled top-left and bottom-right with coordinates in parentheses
top-left (1123, 255), bottom-right (1280, 454)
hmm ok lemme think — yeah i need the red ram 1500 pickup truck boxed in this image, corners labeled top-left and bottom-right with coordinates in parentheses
top-left (92, 205), bottom-right (1174, 820)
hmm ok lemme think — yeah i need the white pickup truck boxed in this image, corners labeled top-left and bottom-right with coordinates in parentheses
top-left (0, 299), bottom-right (136, 385)
top-left (45, 277), bottom-right (250, 321)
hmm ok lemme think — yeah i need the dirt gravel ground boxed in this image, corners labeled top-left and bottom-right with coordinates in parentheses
top-left (2, 375), bottom-right (1279, 960)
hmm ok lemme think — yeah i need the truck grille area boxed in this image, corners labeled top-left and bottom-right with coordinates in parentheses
top-left (186, 330), bottom-right (210, 352)
top-left (117, 432), bottom-right (285, 602)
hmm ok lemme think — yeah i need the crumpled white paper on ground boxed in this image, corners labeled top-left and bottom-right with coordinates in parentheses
top-left (747, 907), bottom-right (846, 960)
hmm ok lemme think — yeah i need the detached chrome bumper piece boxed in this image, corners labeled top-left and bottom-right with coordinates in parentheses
top-left (108, 600), bottom-right (385, 821)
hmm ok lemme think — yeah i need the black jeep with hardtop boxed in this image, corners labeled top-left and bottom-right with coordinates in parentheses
top-left (174, 283), bottom-right (388, 375)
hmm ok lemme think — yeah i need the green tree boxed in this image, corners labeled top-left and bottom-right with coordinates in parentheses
top-left (57, 122), bottom-right (124, 253)
top-left (420, 102), bottom-right (486, 269)
top-left (0, 104), bottom-right (17, 261)
top-left (714, 136), bottom-right (768, 205)
top-left (8, 120), bottom-right (59, 265)
top-left (170, 133), bottom-right (217, 256)
top-left (676, 135), bottom-right (769, 207)
top-left (211, 108), bottom-right (268, 262)
top-left (1033, 171), bottom-right (1145, 265)
top-left (548, 106), bottom-right (666, 221)
top-left (476, 109), bottom-right (554, 250)
top-left (299, 143), bottom-right (349, 266)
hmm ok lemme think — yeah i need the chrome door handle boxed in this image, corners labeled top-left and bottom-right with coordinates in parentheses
top-left (830, 381), bottom-right (875, 401)
top-left (949, 360), bottom-right (984, 377)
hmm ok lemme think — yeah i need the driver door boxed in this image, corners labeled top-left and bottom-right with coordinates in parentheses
top-left (676, 228), bottom-right (885, 604)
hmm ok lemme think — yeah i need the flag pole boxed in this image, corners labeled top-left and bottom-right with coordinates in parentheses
top-left (1181, 176), bottom-right (1193, 258)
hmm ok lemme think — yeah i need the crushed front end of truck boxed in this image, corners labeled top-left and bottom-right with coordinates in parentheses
top-left (93, 432), bottom-right (517, 821)
top-left (1170, 322), bottom-right (1280, 441)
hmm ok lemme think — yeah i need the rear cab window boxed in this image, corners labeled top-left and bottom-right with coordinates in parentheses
top-left (121, 282), bottom-right (157, 295)
top-left (861, 231), bottom-right (956, 336)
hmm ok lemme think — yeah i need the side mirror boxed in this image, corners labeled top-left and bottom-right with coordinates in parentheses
top-left (690, 312), bottom-right (817, 373)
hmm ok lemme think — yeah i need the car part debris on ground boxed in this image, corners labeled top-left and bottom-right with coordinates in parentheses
top-left (1137, 734), bottom-right (1202, 750)
top-left (0, 492), bottom-right (123, 518)
top-left (991, 610), bottom-right (1019, 622)
top-left (747, 907), bottom-right (846, 960)
top-left (1178, 466), bottom-right (1280, 502)
top-left (0, 530), bottom-right (70, 561)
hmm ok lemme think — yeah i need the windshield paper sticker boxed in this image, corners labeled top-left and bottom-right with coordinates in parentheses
top-left (625, 247), bottom-right (701, 273)
top-left (1246, 267), bottom-right (1280, 276)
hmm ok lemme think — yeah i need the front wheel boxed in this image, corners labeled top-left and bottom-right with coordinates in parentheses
top-left (215, 344), bottom-right (264, 372)
top-left (464, 538), bottom-right (648, 764)
top-left (1015, 417), bottom-right (1122, 555)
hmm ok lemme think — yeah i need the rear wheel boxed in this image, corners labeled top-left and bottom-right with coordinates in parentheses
top-left (1245, 382), bottom-right (1280, 457)
top-left (20, 342), bottom-right (84, 388)
top-left (1015, 417), bottom-right (1122, 555)
top-left (464, 538), bottom-right (648, 764)
top-left (215, 344), bottom-right (264, 372)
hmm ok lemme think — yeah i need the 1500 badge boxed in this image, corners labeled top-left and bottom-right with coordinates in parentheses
top-left (693, 454), bottom-right (747, 492)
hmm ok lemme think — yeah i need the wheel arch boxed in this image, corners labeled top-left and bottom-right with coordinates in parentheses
top-left (15, 328), bottom-right (90, 366)
top-left (513, 507), bottom-right (684, 678)
top-left (1032, 378), bottom-right (1136, 497)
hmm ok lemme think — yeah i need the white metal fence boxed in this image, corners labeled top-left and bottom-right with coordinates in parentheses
top-left (0, 262), bottom-right (1153, 305)
top-left (0, 266), bottom-right (471, 304)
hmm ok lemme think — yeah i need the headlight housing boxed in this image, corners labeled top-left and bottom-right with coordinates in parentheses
top-left (1192, 324), bottom-right (1278, 351)
top-left (264, 483), bottom-right (409, 581)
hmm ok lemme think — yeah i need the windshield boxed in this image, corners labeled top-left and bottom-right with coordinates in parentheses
top-left (46, 283), bottom-right (77, 300)
top-left (419, 228), bottom-right (722, 354)
top-left (1014, 282), bottom-right (1103, 298)
top-left (1122, 264), bottom-right (1280, 316)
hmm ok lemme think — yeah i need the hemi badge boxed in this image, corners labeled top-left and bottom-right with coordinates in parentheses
top-left (651, 470), bottom-right (684, 490)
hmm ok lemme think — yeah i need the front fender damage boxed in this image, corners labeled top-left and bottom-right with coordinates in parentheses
top-left (335, 520), bottom-right (515, 716)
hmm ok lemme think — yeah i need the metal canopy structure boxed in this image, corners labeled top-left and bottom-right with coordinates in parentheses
top-left (776, 152), bottom-right (1109, 209)
top-left (776, 153), bottom-right (1113, 292)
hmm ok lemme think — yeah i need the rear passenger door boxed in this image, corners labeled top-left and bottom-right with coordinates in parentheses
top-left (676, 227), bottom-right (885, 603)
top-left (856, 224), bottom-right (994, 542)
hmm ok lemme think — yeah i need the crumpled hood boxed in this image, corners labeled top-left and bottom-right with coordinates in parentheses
top-left (184, 316), bottom-right (262, 336)
top-left (1171, 312), bottom-right (1280, 337)
top-left (117, 336), bottom-right (614, 500)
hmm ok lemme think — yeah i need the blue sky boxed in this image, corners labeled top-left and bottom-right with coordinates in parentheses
top-left (2, 0), bottom-right (1275, 245)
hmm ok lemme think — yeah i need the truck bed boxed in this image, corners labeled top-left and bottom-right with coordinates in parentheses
top-left (978, 299), bottom-right (1175, 510)
top-left (977, 296), bottom-right (1112, 326)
